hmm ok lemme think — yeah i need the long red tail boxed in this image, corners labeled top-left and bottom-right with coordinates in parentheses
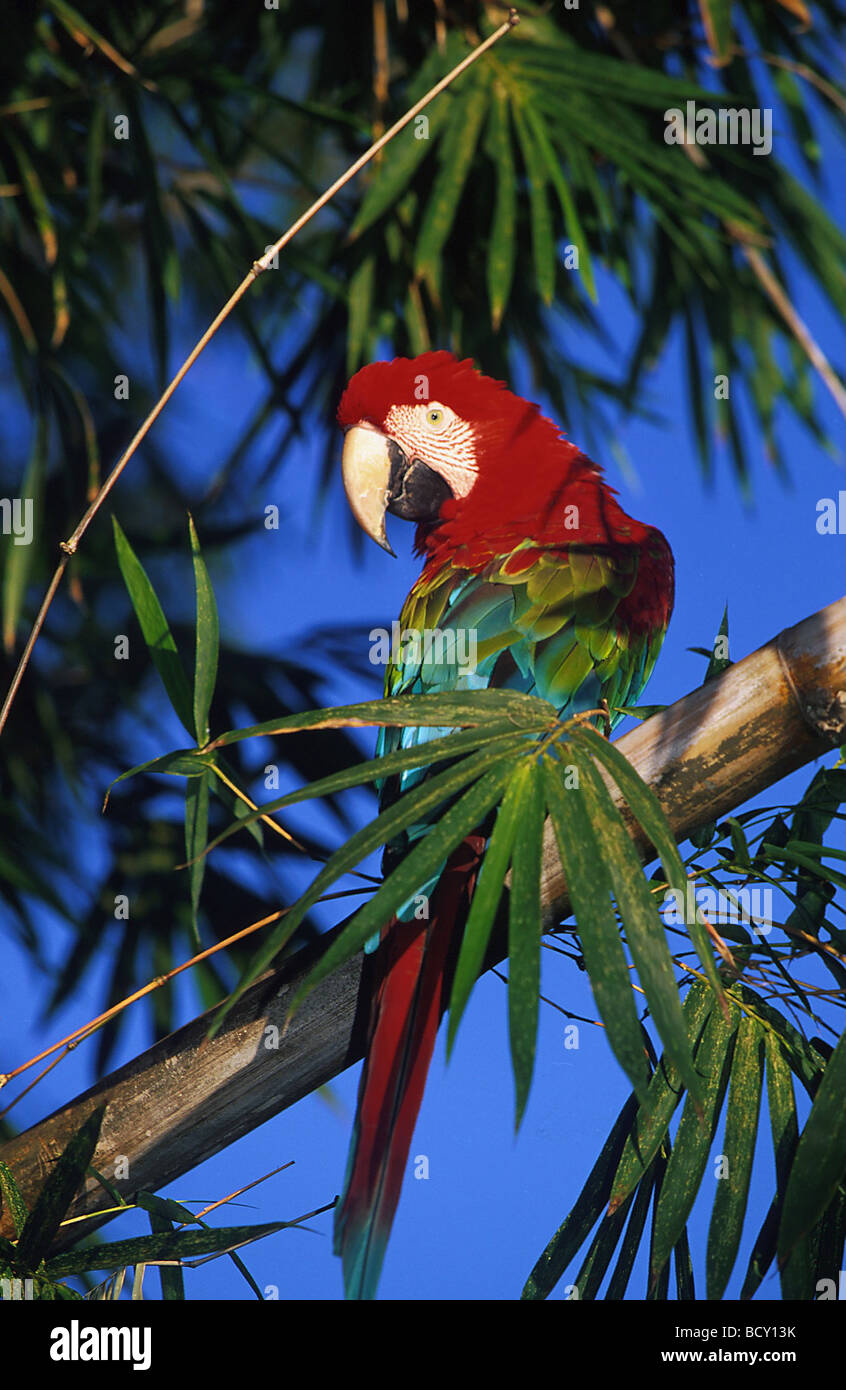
top-left (334, 834), bottom-right (485, 1299)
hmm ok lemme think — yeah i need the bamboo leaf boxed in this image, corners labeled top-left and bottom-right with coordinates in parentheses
top-left (185, 772), bottom-right (210, 947)
top-left (609, 982), bottom-right (714, 1212)
top-left (574, 1196), bottom-right (633, 1300)
top-left (486, 85), bottom-right (517, 329)
top-left (0, 1161), bottom-right (29, 1239)
top-left (348, 35), bottom-right (464, 239)
top-left (414, 76), bottom-right (490, 288)
top-left (606, 1164), bottom-right (658, 1299)
top-left (207, 721), bottom-right (532, 857)
top-left (207, 689), bottom-right (557, 748)
top-left (446, 758), bottom-right (528, 1055)
top-left (522, 102), bottom-right (596, 301)
top-left (511, 99), bottom-right (555, 305)
top-left (508, 757), bottom-right (545, 1128)
top-left (112, 517), bottom-right (195, 739)
top-left (347, 253), bottom-right (376, 375)
top-left (571, 740), bottom-right (702, 1100)
top-left (16, 1108), bottom-right (105, 1271)
top-left (105, 748), bottom-right (215, 801)
top-left (4, 128), bottom-right (57, 265)
top-left (146, 1206), bottom-right (185, 1301)
top-left (706, 1016), bottom-right (765, 1298)
top-left (779, 1025), bottom-right (846, 1260)
top-left (543, 754), bottom-right (651, 1101)
top-left (649, 1000), bottom-right (740, 1286)
top-left (189, 516), bottom-right (219, 746)
top-left (674, 1223), bottom-right (696, 1301)
top-left (577, 725), bottom-right (726, 1013)
top-left (45, 1222), bottom-right (289, 1277)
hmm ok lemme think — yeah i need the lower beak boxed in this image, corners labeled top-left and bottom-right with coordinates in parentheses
top-left (341, 425), bottom-right (396, 555)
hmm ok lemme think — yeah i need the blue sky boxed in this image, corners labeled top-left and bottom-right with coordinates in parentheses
top-left (1, 44), bottom-right (844, 1301)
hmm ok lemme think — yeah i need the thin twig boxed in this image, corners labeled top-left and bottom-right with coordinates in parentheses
top-left (0, 11), bottom-right (520, 739)
top-left (183, 1160), bottom-right (295, 1225)
top-left (0, 886), bottom-right (368, 1109)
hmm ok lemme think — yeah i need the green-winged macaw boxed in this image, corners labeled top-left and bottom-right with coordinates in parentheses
top-left (335, 350), bottom-right (674, 1298)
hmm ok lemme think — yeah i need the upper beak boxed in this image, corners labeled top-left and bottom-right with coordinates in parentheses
top-left (341, 424), bottom-right (396, 556)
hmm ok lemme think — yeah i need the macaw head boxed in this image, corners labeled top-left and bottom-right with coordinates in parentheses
top-left (337, 350), bottom-right (586, 554)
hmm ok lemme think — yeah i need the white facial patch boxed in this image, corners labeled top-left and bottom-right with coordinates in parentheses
top-left (383, 402), bottom-right (478, 498)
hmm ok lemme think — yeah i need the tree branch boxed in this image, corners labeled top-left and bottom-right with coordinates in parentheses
top-left (1, 597), bottom-right (844, 1247)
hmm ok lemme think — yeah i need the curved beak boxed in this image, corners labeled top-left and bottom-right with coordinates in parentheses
top-left (341, 425), bottom-right (396, 556)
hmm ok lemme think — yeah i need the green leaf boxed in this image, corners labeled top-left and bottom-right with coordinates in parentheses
top-left (609, 982), bottom-right (714, 1212)
top-left (0, 1161), bottom-right (29, 1239)
top-left (753, 1031), bottom-right (812, 1299)
top-left (577, 725), bottom-right (726, 1014)
top-left (486, 85), bottom-right (517, 329)
top-left (112, 517), bottom-right (195, 739)
top-left (606, 1162), bottom-right (659, 1299)
top-left (4, 127), bottom-right (58, 266)
top-left (511, 99), bottom-right (555, 305)
top-left (15, 1107), bottom-right (105, 1271)
top-left (732, 983), bottom-right (826, 1099)
top-left (706, 1017), bottom-right (765, 1299)
top-left (346, 253), bottom-right (376, 375)
top-left (574, 1195), bottom-right (633, 1299)
top-left (522, 101), bottom-right (596, 301)
top-left (189, 516), bottom-right (219, 746)
top-left (611, 704), bottom-right (667, 722)
top-left (348, 35), bottom-right (463, 239)
top-left (779, 1025), bottom-right (846, 1260)
top-left (703, 604), bottom-right (731, 681)
top-left (185, 772), bottom-right (210, 947)
top-left (506, 30), bottom-right (729, 108)
top-left (206, 720), bottom-right (534, 857)
top-left (508, 757), bottom-right (545, 1128)
top-left (571, 739), bottom-right (702, 1100)
top-left (649, 1000), bottom-right (740, 1286)
top-left (104, 748), bottom-right (214, 803)
top-left (146, 1207), bottom-right (185, 1301)
top-left (447, 758), bottom-right (528, 1055)
top-left (414, 76), bottom-right (490, 289)
top-left (725, 816), bottom-right (752, 870)
top-left (543, 754), bottom-right (651, 1101)
top-left (521, 1093), bottom-right (640, 1299)
top-left (289, 761), bottom-right (513, 1014)
top-left (45, 1222), bottom-right (290, 1277)
top-left (674, 1223), bottom-right (697, 1301)
top-left (207, 689), bottom-right (556, 749)
top-left (135, 1191), bottom-right (263, 1300)
top-left (762, 841), bottom-right (846, 893)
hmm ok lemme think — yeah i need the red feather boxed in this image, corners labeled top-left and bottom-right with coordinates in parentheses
top-left (334, 834), bottom-right (486, 1299)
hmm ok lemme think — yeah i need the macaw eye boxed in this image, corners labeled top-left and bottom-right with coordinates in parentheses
top-left (425, 404), bottom-right (449, 431)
